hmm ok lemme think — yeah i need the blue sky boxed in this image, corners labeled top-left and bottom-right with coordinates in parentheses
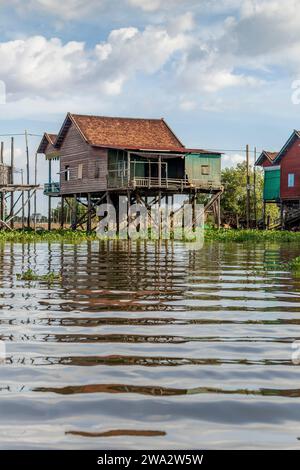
top-left (0, 0), bottom-right (300, 213)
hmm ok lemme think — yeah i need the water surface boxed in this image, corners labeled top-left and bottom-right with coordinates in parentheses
top-left (0, 240), bottom-right (300, 449)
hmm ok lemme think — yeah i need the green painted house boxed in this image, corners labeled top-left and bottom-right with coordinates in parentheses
top-left (263, 166), bottom-right (280, 201)
top-left (255, 151), bottom-right (280, 202)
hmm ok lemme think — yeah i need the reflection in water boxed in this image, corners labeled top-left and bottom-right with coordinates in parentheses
top-left (0, 240), bottom-right (300, 449)
top-left (66, 430), bottom-right (166, 438)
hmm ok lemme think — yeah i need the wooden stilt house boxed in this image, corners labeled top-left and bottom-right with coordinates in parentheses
top-left (37, 113), bottom-right (223, 231)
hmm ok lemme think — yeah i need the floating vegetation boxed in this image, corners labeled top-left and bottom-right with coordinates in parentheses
top-left (16, 268), bottom-right (62, 283)
top-left (65, 429), bottom-right (166, 438)
top-left (0, 227), bottom-right (300, 244)
top-left (205, 228), bottom-right (300, 242)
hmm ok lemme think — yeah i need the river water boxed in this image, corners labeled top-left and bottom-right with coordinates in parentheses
top-left (0, 240), bottom-right (300, 449)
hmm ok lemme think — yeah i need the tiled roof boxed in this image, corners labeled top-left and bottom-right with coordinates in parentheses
top-left (264, 151), bottom-right (278, 161)
top-left (37, 133), bottom-right (57, 154)
top-left (255, 150), bottom-right (278, 166)
top-left (70, 114), bottom-right (184, 150)
top-left (47, 133), bottom-right (57, 145)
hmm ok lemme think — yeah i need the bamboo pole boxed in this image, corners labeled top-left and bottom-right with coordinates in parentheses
top-left (34, 152), bottom-right (37, 230)
top-left (21, 169), bottom-right (24, 229)
top-left (10, 137), bottom-right (14, 229)
top-left (246, 144), bottom-right (250, 229)
top-left (0, 142), bottom-right (4, 225)
top-left (25, 130), bottom-right (30, 228)
top-left (253, 147), bottom-right (257, 228)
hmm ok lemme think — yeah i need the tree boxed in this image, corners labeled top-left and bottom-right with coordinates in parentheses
top-left (221, 162), bottom-right (279, 227)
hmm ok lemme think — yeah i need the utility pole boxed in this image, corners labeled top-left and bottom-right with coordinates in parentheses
top-left (10, 137), bottom-right (14, 229)
top-left (253, 147), bottom-right (257, 228)
top-left (0, 142), bottom-right (4, 225)
top-left (21, 169), bottom-right (25, 229)
top-left (25, 130), bottom-right (30, 228)
top-left (246, 144), bottom-right (250, 229)
top-left (34, 152), bottom-right (37, 230)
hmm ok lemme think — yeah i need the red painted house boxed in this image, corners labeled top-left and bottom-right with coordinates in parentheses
top-left (273, 130), bottom-right (300, 203)
top-left (255, 150), bottom-right (278, 168)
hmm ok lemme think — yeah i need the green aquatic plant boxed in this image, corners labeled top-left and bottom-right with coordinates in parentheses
top-left (204, 228), bottom-right (300, 243)
top-left (285, 256), bottom-right (300, 272)
top-left (0, 227), bottom-right (300, 244)
top-left (17, 269), bottom-right (62, 283)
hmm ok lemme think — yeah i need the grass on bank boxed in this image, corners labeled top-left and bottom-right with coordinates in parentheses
top-left (1, 227), bottom-right (300, 243)
top-left (16, 268), bottom-right (62, 283)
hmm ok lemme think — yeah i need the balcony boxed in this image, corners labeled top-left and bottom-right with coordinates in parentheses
top-left (44, 182), bottom-right (60, 196)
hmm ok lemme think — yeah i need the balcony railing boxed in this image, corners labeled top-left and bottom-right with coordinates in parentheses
top-left (44, 182), bottom-right (60, 195)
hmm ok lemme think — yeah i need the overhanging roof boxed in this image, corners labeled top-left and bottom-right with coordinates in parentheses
top-left (255, 150), bottom-right (278, 166)
top-left (274, 130), bottom-right (300, 164)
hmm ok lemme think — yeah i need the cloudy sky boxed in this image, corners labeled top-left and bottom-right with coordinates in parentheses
top-left (0, 0), bottom-right (300, 213)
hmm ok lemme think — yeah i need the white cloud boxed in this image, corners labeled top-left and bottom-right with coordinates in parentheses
top-left (222, 153), bottom-right (245, 168)
top-left (0, 24), bottom-right (189, 101)
top-left (11, 0), bottom-right (105, 20)
top-left (0, 36), bottom-right (88, 96)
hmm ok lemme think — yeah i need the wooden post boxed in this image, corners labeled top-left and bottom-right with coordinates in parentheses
top-left (127, 152), bottom-right (131, 186)
top-left (21, 169), bottom-right (25, 229)
top-left (280, 201), bottom-right (285, 230)
top-left (192, 191), bottom-right (196, 232)
top-left (72, 194), bottom-right (77, 230)
top-left (48, 158), bottom-right (52, 231)
top-left (158, 190), bottom-right (162, 239)
top-left (48, 196), bottom-right (52, 231)
top-left (217, 194), bottom-right (221, 229)
top-left (246, 144), bottom-right (250, 229)
top-left (25, 130), bottom-right (31, 228)
top-left (87, 193), bottom-right (92, 233)
top-left (0, 142), bottom-right (3, 227)
top-left (34, 152), bottom-right (37, 230)
top-left (158, 155), bottom-right (162, 187)
top-left (60, 196), bottom-right (64, 229)
top-left (263, 201), bottom-right (266, 230)
top-left (170, 194), bottom-right (174, 238)
top-left (10, 137), bottom-right (14, 229)
top-left (253, 147), bottom-right (257, 228)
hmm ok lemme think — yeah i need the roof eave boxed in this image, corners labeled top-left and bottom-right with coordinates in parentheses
top-left (274, 130), bottom-right (299, 164)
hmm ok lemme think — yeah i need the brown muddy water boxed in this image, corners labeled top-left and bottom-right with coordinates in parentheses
top-left (0, 240), bottom-right (300, 449)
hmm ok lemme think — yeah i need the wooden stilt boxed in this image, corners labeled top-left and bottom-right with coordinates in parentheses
top-left (87, 193), bottom-right (92, 233)
top-left (10, 137), bottom-right (14, 229)
top-left (192, 191), bottom-right (196, 232)
top-left (72, 194), bottom-right (78, 230)
top-left (48, 195), bottom-right (52, 231)
top-left (25, 130), bottom-right (31, 228)
top-left (60, 196), bottom-right (64, 229)
top-left (280, 201), bottom-right (284, 230)
top-left (217, 194), bottom-right (221, 229)
top-left (263, 201), bottom-right (266, 230)
top-left (170, 194), bottom-right (174, 238)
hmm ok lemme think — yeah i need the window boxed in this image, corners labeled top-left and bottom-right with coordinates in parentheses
top-left (78, 163), bottom-right (83, 179)
top-left (117, 161), bottom-right (126, 177)
top-left (64, 165), bottom-right (70, 182)
top-left (288, 173), bottom-right (295, 187)
top-left (201, 165), bottom-right (210, 175)
top-left (95, 161), bottom-right (100, 179)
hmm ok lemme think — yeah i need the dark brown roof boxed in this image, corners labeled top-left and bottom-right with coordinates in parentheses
top-left (255, 150), bottom-right (278, 166)
top-left (64, 113), bottom-right (185, 150)
top-left (37, 133), bottom-right (57, 154)
top-left (264, 151), bottom-right (278, 161)
top-left (47, 133), bottom-right (57, 145)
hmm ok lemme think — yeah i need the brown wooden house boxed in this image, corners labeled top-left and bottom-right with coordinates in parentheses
top-left (37, 112), bottom-right (223, 230)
